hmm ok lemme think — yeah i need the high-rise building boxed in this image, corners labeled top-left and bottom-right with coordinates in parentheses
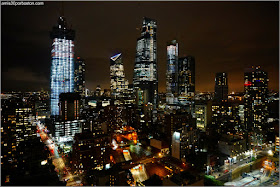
top-left (166, 40), bottom-right (178, 105)
top-left (178, 56), bottom-right (195, 98)
top-left (50, 92), bottom-right (84, 144)
top-left (74, 57), bottom-right (85, 98)
top-left (214, 72), bottom-right (228, 102)
top-left (244, 66), bottom-right (269, 136)
top-left (195, 101), bottom-right (212, 131)
top-left (59, 93), bottom-right (81, 121)
top-left (50, 16), bottom-right (75, 116)
top-left (171, 126), bottom-right (198, 162)
top-left (133, 17), bottom-right (158, 107)
top-left (110, 53), bottom-right (129, 99)
top-left (15, 108), bottom-right (36, 145)
top-left (95, 85), bottom-right (102, 97)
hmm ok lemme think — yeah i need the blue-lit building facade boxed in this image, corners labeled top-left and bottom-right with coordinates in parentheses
top-left (50, 16), bottom-right (75, 116)
top-left (166, 40), bottom-right (179, 105)
top-left (133, 17), bottom-right (158, 107)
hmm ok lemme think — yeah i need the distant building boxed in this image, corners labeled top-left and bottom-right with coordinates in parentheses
top-left (52, 93), bottom-right (84, 144)
top-left (166, 40), bottom-right (178, 105)
top-left (15, 108), bottom-right (37, 145)
top-left (74, 57), bottom-right (86, 98)
top-left (165, 112), bottom-right (195, 144)
top-left (1, 96), bottom-right (38, 184)
top-left (59, 92), bottom-right (81, 121)
top-left (211, 101), bottom-right (242, 134)
top-left (50, 16), bottom-right (75, 116)
top-left (133, 17), bottom-right (158, 107)
top-left (72, 130), bottom-right (110, 172)
top-left (110, 53), bottom-right (129, 99)
top-left (195, 101), bottom-right (212, 131)
top-left (218, 135), bottom-right (247, 158)
top-left (95, 85), bottom-right (102, 97)
top-left (275, 136), bottom-right (279, 153)
top-left (244, 66), bottom-right (269, 148)
top-left (171, 126), bottom-right (198, 162)
top-left (214, 72), bottom-right (228, 102)
top-left (178, 56), bottom-right (195, 99)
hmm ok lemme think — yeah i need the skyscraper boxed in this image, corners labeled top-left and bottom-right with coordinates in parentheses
top-left (244, 66), bottom-right (269, 134)
top-left (166, 40), bottom-right (178, 105)
top-left (110, 53), bottom-right (129, 99)
top-left (74, 57), bottom-right (85, 98)
top-left (133, 17), bottom-right (158, 107)
top-left (214, 72), bottom-right (228, 102)
top-left (50, 16), bottom-right (75, 116)
top-left (178, 56), bottom-right (195, 98)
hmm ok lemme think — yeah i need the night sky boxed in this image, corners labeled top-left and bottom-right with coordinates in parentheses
top-left (1, 1), bottom-right (279, 93)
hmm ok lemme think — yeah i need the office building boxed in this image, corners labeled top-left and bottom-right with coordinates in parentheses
top-left (171, 126), bottom-right (198, 162)
top-left (110, 53), bottom-right (129, 99)
top-left (52, 93), bottom-right (84, 145)
top-left (166, 40), bottom-right (178, 105)
top-left (50, 16), bottom-right (75, 116)
top-left (74, 57), bottom-right (86, 98)
top-left (133, 17), bottom-right (158, 107)
top-left (59, 93), bottom-right (81, 121)
top-left (178, 56), bottom-right (195, 98)
top-left (15, 108), bottom-right (36, 145)
top-left (72, 130), bottom-right (110, 172)
top-left (244, 66), bottom-right (269, 148)
top-left (214, 72), bottom-right (228, 102)
top-left (195, 101), bottom-right (212, 131)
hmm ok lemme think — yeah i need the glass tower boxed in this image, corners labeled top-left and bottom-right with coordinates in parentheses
top-left (244, 66), bottom-right (269, 133)
top-left (166, 40), bottom-right (178, 104)
top-left (133, 17), bottom-right (158, 107)
top-left (110, 53), bottom-right (129, 98)
top-left (50, 16), bottom-right (75, 116)
top-left (178, 56), bottom-right (195, 98)
top-left (74, 57), bottom-right (85, 98)
top-left (214, 72), bottom-right (228, 102)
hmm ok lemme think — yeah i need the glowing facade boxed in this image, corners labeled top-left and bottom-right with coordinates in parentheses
top-left (166, 40), bottom-right (178, 104)
top-left (50, 16), bottom-right (75, 116)
top-left (133, 17), bottom-right (158, 107)
top-left (110, 53), bottom-right (129, 98)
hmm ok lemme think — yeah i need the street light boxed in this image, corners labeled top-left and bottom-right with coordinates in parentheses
top-left (268, 150), bottom-right (273, 156)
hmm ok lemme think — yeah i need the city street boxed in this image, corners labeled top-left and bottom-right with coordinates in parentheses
top-left (228, 169), bottom-right (279, 186)
top-left (211, 146), bottom-right (275, 180)
top-left (36, 121), bottom-right (82, 186)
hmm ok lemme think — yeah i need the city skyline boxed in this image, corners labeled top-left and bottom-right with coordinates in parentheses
top-left (1, 1), bottom-right (279, 186)
top-left (2, 1), bottom-right (279, 93)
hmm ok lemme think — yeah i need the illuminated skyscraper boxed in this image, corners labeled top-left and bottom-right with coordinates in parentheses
top-left (244, 66), bottom-right (269, 134)
top-left (178, 56), bottom-right (195, 98)
top-left (74, 57), bottom-right (85, 98)
top-left (110, 53), bottom-right (129, 99)
top-left (133, 17), bottom-right (158, 107)
top-left (50, 16), bottom-right (75, 116)
top-left (166, 40), bottom-right (178, 104)
top-left (214, 72), bottom-right (228, 102)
